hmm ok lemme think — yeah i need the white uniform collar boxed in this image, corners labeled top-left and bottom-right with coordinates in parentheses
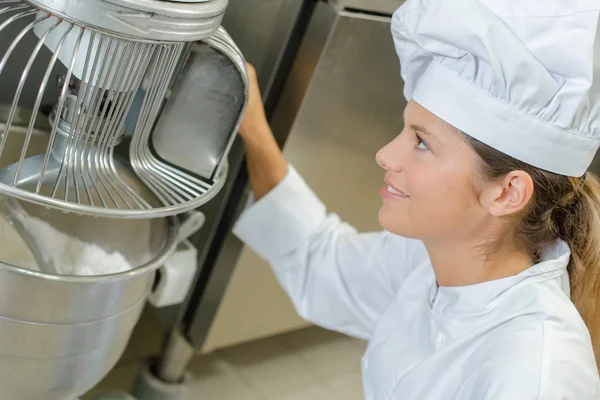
top-left (428, 240), bottom-right (571, 316)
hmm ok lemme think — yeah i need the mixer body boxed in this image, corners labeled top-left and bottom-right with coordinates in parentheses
top-left (0, 0), bottom-right (248, 397)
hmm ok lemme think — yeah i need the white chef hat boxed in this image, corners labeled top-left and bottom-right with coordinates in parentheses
top-left (391, 0), bottom-right (600, 177)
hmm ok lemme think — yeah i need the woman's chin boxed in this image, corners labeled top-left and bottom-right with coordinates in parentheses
top-left (378, 207), bottom-right (414, 237)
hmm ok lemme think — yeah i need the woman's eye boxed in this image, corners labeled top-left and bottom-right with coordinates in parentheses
top-left (415, 133), bottom-right (429, 151)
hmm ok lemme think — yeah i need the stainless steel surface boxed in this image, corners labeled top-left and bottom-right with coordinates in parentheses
top-left (150, 27), bottom-right (248, 181)
top-left (0, 121), bottom-right (178, 399)
top-left (0, 3), bottom-right (235, 218)
top-left (29, 0), bottom-right (227, 42)
top-left (273, 6), bottom-right (404, 230)
top-left (156, 331), bottom-right (195, 383)
top-left (218, 0), bottom-right (307, 98)
top-left (329, 0), bottom-right (404, 14)
top-left (0, 260), bottom-right (170, 400)
top-left (188, 3), bottom-right (406, 347)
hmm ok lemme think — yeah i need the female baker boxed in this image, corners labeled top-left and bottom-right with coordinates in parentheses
top-left (232, 0), bottom-right (600, 398)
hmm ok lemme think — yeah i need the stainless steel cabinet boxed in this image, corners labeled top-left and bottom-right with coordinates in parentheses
top-left (275, 7), bottom-right (406, 232)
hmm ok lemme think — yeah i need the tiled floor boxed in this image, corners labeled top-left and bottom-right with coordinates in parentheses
top-left (83, 308), bottom-right (366, 400)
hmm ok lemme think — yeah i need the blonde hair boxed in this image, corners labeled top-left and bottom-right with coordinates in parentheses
top-left (466, 135), bottom-right (600, 369)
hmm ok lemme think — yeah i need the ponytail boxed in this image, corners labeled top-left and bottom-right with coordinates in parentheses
top-left (558, 172), bottom-right (600, 368)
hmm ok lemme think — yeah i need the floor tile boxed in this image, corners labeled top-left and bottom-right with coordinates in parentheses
top-left (220, 336), bottom-right (320, 398)
top-left (188, 353), bottom-right (261, 400)
top-left (82, 324), bottom-right (368, 400)
top-left (280, 327), bottom-right (366, 378)
top-left (267, 383), bottom-right (338, 400)
top-left (326, 370), bottom-right (365, 400)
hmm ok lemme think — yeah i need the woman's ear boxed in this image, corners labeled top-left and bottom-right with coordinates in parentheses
top-left (480, 171), bottom-right (534, 217)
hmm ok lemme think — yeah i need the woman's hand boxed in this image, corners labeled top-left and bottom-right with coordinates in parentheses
top-left (239, 63), bottom-right (269, 138)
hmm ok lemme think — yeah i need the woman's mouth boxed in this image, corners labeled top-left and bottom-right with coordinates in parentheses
top-left (381, 181), bottom-right (409, 199)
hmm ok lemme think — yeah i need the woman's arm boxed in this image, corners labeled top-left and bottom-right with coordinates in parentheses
top-left (238, 64), bottom-right (288, 201)
top-left (234, 64), bottom-right (428, 340)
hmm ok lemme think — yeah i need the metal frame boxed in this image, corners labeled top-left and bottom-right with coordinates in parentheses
top-left (28, 0), bottom-right (228, 42)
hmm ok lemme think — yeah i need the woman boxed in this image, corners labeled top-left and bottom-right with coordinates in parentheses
top-left (233, 0), bottom-right (600, 398)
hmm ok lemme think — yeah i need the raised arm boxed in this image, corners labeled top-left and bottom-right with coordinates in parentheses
top-left (233, 64), bottom-right (427, 339)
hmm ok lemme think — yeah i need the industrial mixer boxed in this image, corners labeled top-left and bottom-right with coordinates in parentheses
top-left (0, 0), bottom-right (248, 398)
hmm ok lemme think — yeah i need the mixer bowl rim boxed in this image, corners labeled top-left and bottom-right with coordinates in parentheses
top-left (0, 214), bottom-right (179, 283)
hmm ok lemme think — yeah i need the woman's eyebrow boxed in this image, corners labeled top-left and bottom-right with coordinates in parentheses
top-left (409, 123), bottom-right (442, 144)
top-left (403, 107), bottom-right (444, 144)
top-left (403, 108), bottom-right (442, 143)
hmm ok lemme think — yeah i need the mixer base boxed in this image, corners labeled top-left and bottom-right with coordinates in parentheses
top-left (131, 359), bottom-right (193, 400)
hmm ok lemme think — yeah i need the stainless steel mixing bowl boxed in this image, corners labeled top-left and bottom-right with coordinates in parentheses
top-left (0, 110), bottom-right (178, 400)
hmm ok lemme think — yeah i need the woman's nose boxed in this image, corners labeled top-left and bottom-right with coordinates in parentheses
top-left (376, 137), bottom-right (403, 172)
